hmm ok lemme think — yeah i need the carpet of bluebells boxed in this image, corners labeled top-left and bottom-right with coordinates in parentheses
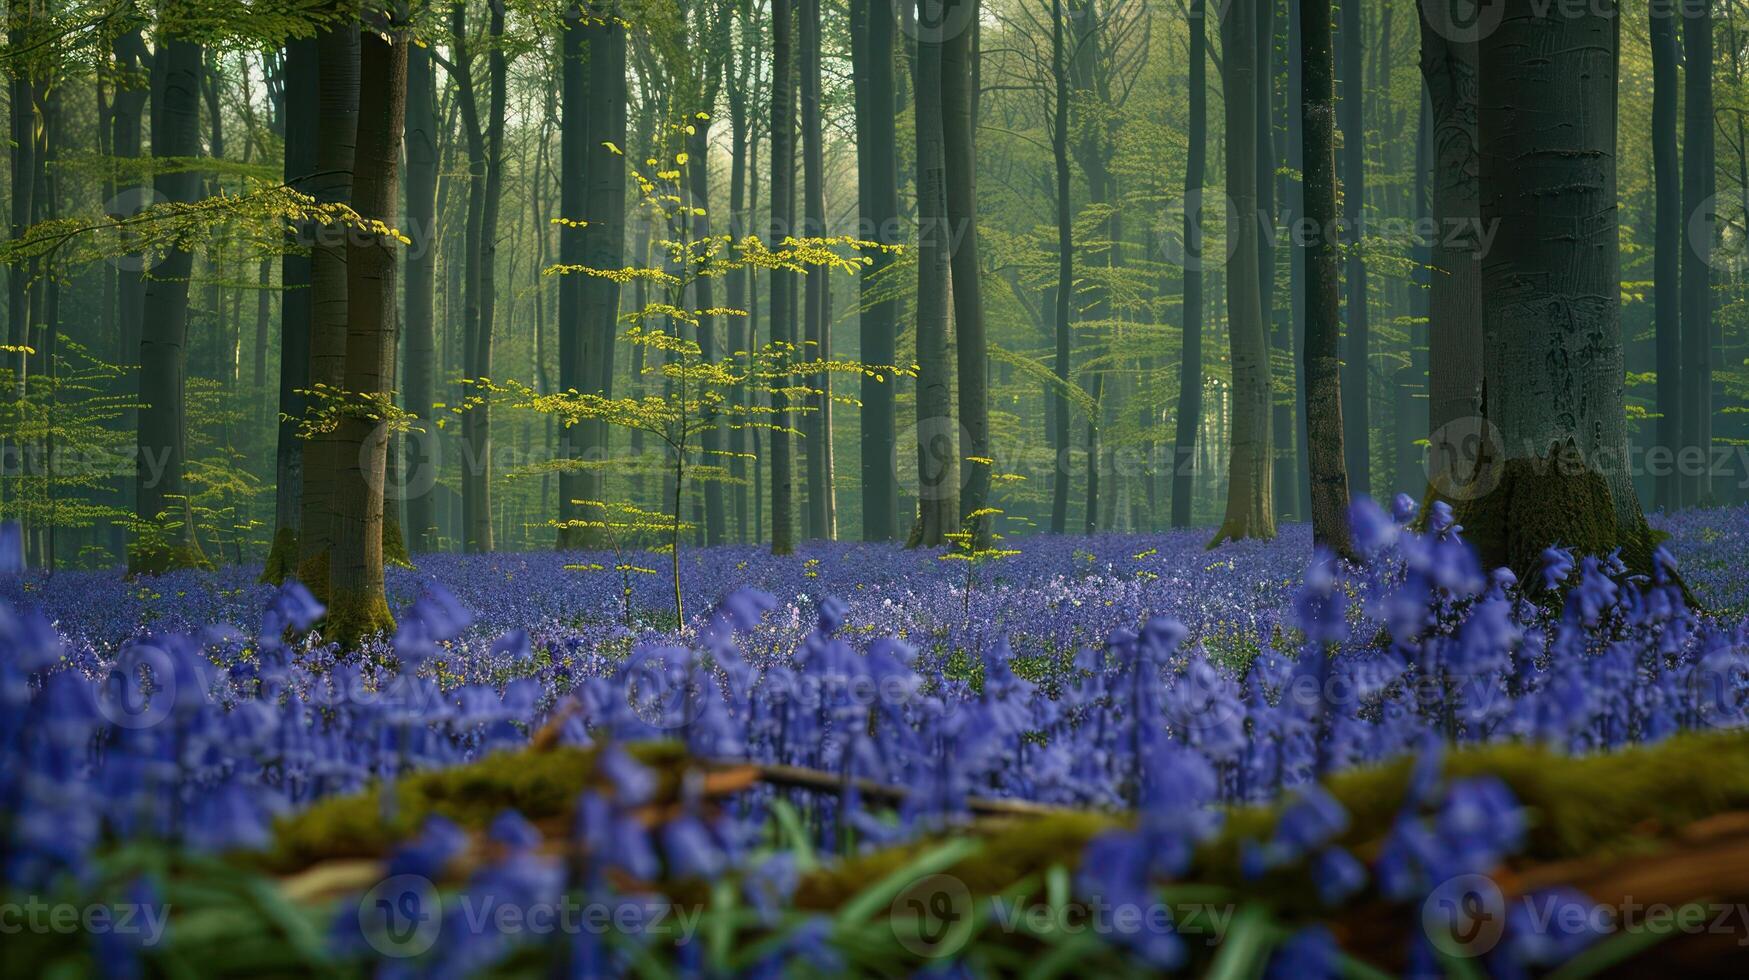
top-left (4, 496), bottom-right (1749, 976)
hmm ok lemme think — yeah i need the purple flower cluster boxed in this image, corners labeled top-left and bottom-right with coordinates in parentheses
top-left (1, 498), bottom-right (1745, 972)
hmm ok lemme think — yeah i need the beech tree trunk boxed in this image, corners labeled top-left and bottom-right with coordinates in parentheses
top-left (403, 38), bottom-right (439, 551)
top-left (1464, 2), bottom-right (1654, 576)
top-left (1338, 0), bottom-right (1369, 498)
top-left (942, 0), bottom-right (991, 547)
top-left (1418, 0), bottom-right (1484, 508)
top-left (131, 30), bottom-right (208, 574)
top-left (1300, 0), bottom-right (1351, 555)
top-left (263, 37), bottom-right (316, 583)
top-left (1210, 0), bottom-right (1274, 546)
top-left (293, 24), bottom-right (358, 593)
top-left (799, 0), bottom-right (834, 540)
top-left (328, 21), bottom-right (408, 644)
top-left (1651, 0), bottom-right (1681, 512)
top-left (910, 0), bottom-right (957, 547)
top-left (769, 0), bottom-right (800, 554)
top-left (1681, 1), bottom-right (1714, 507)
top-left (853, 0), bottom-right (900, 541)
top-left (1051, 0), bottom-right (1075, 534)
top-left (1172, 0), bottom-right (1207, 530)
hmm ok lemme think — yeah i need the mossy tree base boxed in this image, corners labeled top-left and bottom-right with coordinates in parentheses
top-left (1452, 443), bottom-right (1658, 583)
top-left (383, 511), bottom-right (412, 569)
top-left (322, 586), bottom-right (395, 648)
top-left (259, 527), bottom-right (299, 585)
top-left (127, 542), bottom-right (214, 577)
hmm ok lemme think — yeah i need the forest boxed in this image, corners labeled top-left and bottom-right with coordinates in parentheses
top-left (8, 0), bottom-right (1749, 976)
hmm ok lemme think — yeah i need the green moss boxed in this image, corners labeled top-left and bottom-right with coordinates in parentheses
top-left (259, 742), bottom-right (693, 873)
top-left (295, 548), bottom-right (329, 601)
top-left (259, 527), bottom-right (299, 585)
top-left (322, 586), bottom-right (396, 648)
top-left (383, 510), bottom-right (413, 569)
top-left (794, 730), bottom-right (1749, 912)
top-left (127, 540), bottom-right (214, 577)
top-left (1454, 444), bottom-right (1657, 583)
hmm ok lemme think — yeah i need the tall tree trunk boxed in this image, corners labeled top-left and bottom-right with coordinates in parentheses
top-left (769, 0), bottom-right (800, 554)
top-left (1681, 1), bottom-right (1714, 507)
top-left (909, 0), bottom-right (956, 547)
top-left (1259, 0), bottom-right (1291, 521)
top-left (1463, 1), bottom-right (1654, 575)
top-left (403, 39), bottom-right (439, 552)
top-left (559, 1), bottom-right (628, 549)
top-left (1286, 0), bottom-right (1311, 520)
top-left (799, 0), bottom-right (833, 540)
top-left (1210, 0), bottom-right (1274, 545)
top-left (1418, 0), bottom-right (1484, 509)
top-left (328, 20), bottom-right (408, 644)
top-left (263, 37), bottom-right (317, 583)
top-left (727, 7), bottom-right (755, 544)
top-left (131, 30), bottom-right (208, 574)
top-left (293, 24), bottom-right (358, 593)
top-left (688, 104), bottom-right (728, 547)
top-left (1651, 0), bottom-right (1682, 511)
top-left (1050, 0), bottom-right (1075, 534)
top-left (1172, 0), bottom-right (1207, 530)
top-left (853, 0), bottom-right (900, 542)
top-left (1338, 0), bottom-right (1369, 498)
top-left (942, 0), bottom-right (990, 546)
top-left (1300, 0), bottom-right (1351, 555)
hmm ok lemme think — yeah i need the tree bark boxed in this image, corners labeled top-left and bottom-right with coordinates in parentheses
top-left (853, 0), bottom-right (900, 542)
top-left (131, 30), bottom-right (209, 574)
top-left (1172, 0), bottom-right (1207, 530)
top-left (1337, 0), bottom-right (1369, 499)
top-left (1050, 0), bottom-right (1075, 534)
top-left (798, 0), bottom-right (834, 540)
top-left (1651, 0), bottom-right (1682, 511)
top-left (1681, 0), bottom-right (1714, 507)
top-left (328, 20), bottom-right (408, 644)
top-left (1210, 0), bottom-right (1274, 546)
top-left (403, 37), bottom-right (439, 552)
top-left (1463, 1), bottom-right (1655, 576)
top-left (263, 37), bottom-right (317, 583)
top-left (1418, 0), bottom-right (1484, 510)
top-left (1300, 0), bottom-right (1351, 555)
top-left (942, 0), bottom-right (991, 547)
top-left (909, 0), bottom-right (957, 547)
top-left (293, 24), bottom-right (358, 593)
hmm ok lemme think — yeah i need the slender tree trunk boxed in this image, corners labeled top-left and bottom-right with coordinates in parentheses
top-left (688, 111), bottom-right (728, 546)
top-left (1681, 1), bottom-right (1714, 507)
top-left (131, 31), bottom-right (208, 574)
top-left (403, 39), bottom-right (439, 552)
top-left (1172, 0), bottom-right (1207, 530)
top-left (561, 1), bottom-right (628, 549)
top-left (1210, 0), bottom-right (1274, 546)
top-left (1259, 0), bottom-right (1291, 521)
top-left (768, 0), bottom-right (801, 554)
top-left (798, 0), bottom-right (833, 540)
top-left (727, 20), bottom-right (754, 544)
top-left (263, 37), bottom-right (317, 582)
top-left (1418, 0), bottom-right (1484, 509)
top-left (328, 21), bottom-right (407, 644)
top-left (1051, 0), bottom-right (1075, 534)
top-left (909, 0), bottom-right (956, 547)
top-left (1300, 0), bottom-right (1351, 555)
top-left (1338, 0), bottom-right (1369, 498)
top-left (293, 24), bottom-right (358, 593)
top-left (853, 0), bottom-right (900, 541)
top-left (942, 0), bottom-right (990, 547)
top-left (1652, 0), bottom-right (1682, 511)
top-left (1287, 0), bottom-right (1311, 520)
top-left (1463, 1), bottom-right (1654, 575)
